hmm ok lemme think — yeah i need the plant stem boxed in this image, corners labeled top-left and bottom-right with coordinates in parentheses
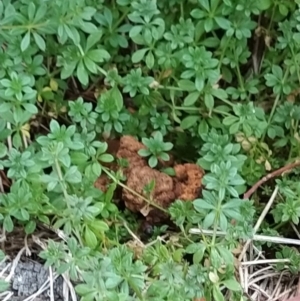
top-left (158, 85), bottom-right (184, 92)
top-left (236, 65), bottom-right (244, 90)
top-left (211, 198), bottom-right (222, 246)
top-left (54, 159), bottom-right (70, 206)
top-left (111, 8), bottom-right (130, 32)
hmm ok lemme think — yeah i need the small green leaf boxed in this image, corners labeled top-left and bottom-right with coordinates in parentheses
top-left (111, 86), bottom-right (123, 110)
top-left (77, 60), bottom-right (89, 85)
top-left (70, 152), bottom-right (89, 165)
top-left (86, 31), bottom-right (103, 51)
top-left (204, 93), bottom-right (214, 110)
top-left (145, 51), bottom-right (154, 69)
top-left (25, 220), bottom-right (36, 234)
top-left (99, 154), bottom-right (114, 163)
top-left (0, 143), bottom-right (7, 158)
top-left (23, 103), bottom-right (38, 114)
top-left (84, 226), bottom-right (97, 249)
top-left (213, 286), bottom-right (225, 301)
top-left (148, 156), bottom-right (158, 168)
top-left (178, 79), bottom-right (196, 91)
top-left (33, 32), bottom-right (46, 51)
top-left (21, 31), bottom-right (31, 51)
top-left (75, 284), bottom-right (92, 295)
top-left (138, 149), bottom-right (151, 157)
top-left (132, 48), bottom-right (149, 63)
top-left (3, 215), bottom-right (13, 232)
top-left (90, 220), bottom-right (109, 232)
top-left (184, 91), bottom-right (200, 106)
top-left (257, 0), bottom-right (271, 10)
top-left (91, 162), bottom-right (102, 177)
top-left (181, 115), bottom-right (199, 129)
top-left (222, 278), bottom-right (241, 291)
top-left (0, 279), bottom-right (10, 293)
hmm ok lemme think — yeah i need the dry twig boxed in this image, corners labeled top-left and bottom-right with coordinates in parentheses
top-left (243, 161), bottom-right (300, 199)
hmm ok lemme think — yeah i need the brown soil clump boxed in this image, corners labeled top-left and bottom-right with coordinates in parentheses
top-left (174, 163), bottom-right (205, 201)
top-left (95, 135), bottom-right (204, 222)
top-left (123, 166), bottom-right (175, 213)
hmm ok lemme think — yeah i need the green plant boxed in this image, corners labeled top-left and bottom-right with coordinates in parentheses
top-left (138, 131), bottom-right (173, 167)
top-left (1, 0), bottom-right (300, 300)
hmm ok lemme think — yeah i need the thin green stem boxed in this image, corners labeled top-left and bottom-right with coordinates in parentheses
top-left (97, 66), bottom-right (107, 77)
top-left (267, 4), bottom-right (277, 31)
top-left (0, 22), bottom-right (48, 30)
top-left (211, 199), bottom-right (222, 246)
top-left (180, 225), bottom-right (194, 244)
top-left (111, 8), bottom-right (130, 32)
top-left (54, 159), bottom-right (70, 207)
top-left (158, 85), bottom-right (184, 92)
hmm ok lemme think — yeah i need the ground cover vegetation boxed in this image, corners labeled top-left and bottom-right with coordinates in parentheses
top-left (0, 0), bottom-right (300, 300)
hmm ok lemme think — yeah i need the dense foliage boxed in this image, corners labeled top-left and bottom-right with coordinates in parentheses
top-left (1, 0), bottom-right (300, 300)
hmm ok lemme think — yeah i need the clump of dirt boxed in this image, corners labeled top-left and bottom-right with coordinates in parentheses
top-left (94, 135), bottom-right (204, 222)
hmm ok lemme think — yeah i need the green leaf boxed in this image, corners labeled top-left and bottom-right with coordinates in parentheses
top-left (75, 284), bottom-right (92, 296)
top-left (21, 31), bottom-right (31, 51)
top-left (71, 152), bottom-right (89, 165)
top-left (0, 280), bottom-right (9, 293)
top-left (81, 21), bottom-right (98, 34)
top-left (145, 51), bottom-right (154, 69)
top-left (257, 0), bottom-right (271, 10)
top-left (195, 76), bottom-right (204, 91)
top-left (132, 48), bottom-right (149, 63)
top-left (181, 115), bottom-right (199, 129)
top-left (91, 162), bottom-right (102, 177)
top-left (0, 143), bottom-right (7, 158)
top-left (65, 166), bottom-right (82, 183)
top-left (223, 115), bottom-right (238, 126)
top-left (229, 122), bottom-right (240, 134)
top-left (222, 278), bottom-right (241, 291)
top-left (25, 220), bottom-right (36, 234)
top-left (213, 286), bottom-right (225, 301)
top-left (49, 119), bottom-right (60, 132)
top-left (194, 199), bottom-right (215, 210)
top-left (3, 215), bottom-right (13, 232)
top-left (184, 91), bottom-right (200, 106)
top-left (161, 167), bottom-right (176, 176)
top-left (90, 220), bottom-right (109, 232)
top-left (149, 156), bottom-right (158, 168)
top-left (85, 31), bottom-right (103, 51)
top-left (215, 17), bottom-right (231, 30)
top-left (33, 32), bottom-right (46, 51)
top-left (138, 149), bottom-right (151, 157)
top-left (83, 57), bottom-right (97, 74)
top-left (198, 119), bottom-right (208, 135)
top-left (178, 79), bottom-right (196, 91)
top-left (77, 60), bottom-right (89, 85)
top-left (84, 227), bottom-right (98, 249)
top-left (211, 88), bottom-right (227, 100)
top-left (23, 103), bottom-right (38, 114)
top-left (204, 93), bottom-right (214, 110)
top-left (87, 49), bottom-right (110, 62)
top-left (193, 247), bottom-right (206, 264)
top-left (111, 86), bottom-right (123, 110)
top-left (99, 153), bottom-right (114, 163)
